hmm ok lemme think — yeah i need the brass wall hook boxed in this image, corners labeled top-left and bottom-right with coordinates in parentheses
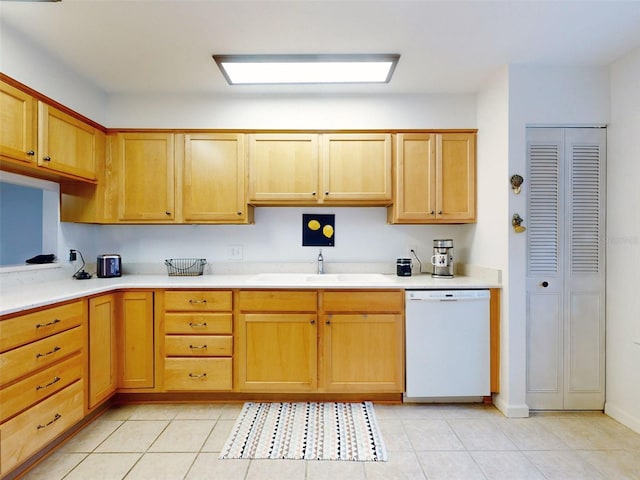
top-left (512, 213), bottom-right (526, 233)
top-left (511, 174), bottom-right (524, 194)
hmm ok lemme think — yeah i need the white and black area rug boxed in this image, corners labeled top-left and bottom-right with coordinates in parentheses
top-left (219, 401), bottom-right (387, 462)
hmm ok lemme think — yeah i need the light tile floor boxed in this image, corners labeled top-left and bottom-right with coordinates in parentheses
top-left (22, 403), bottom-right (640, 480)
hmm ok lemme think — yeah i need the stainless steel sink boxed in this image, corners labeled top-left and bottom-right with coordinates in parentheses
top-left (250, 273), bottom-right (392, 284)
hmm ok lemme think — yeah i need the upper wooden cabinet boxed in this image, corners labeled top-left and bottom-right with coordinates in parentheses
top-left (248, 133), bottom-right (391, 205)
top-left (114, 132), bottom-right (176, 222)
top-left (0, 79), bottom-right (99, 182)
top-left (248, 134), bottom-right (319, 202)
top-left (38, 103), bottom-right (98, 180)
top-left (182, 133), bottom-right (251, 223)
top-left (321, 133), bottom-right (392, 203)
top-left (103, 132), bottom-right (252, 224)
top-left (388, 132), bottom-right (476, 224)
top-left (0, 80), bottom-right (37, 163)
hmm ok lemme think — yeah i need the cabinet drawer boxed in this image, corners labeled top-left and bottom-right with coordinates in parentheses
top-left (0, 380), bottom-right (84, 477)
top-left (164, 335), bottom-right (232, 357)
top-left (164, 313), bottom-right (232, 334)
top-left (323, 290), bottom-right (403, 313)
top-left (238, 290), bottom-right (317, 312)
top-left (0, 326), bottom-right (84, 386)
top-left (0, 354), bottom-right (83, 423)
top-left (164, 358), bottom-right (232, 391)
top-left (164, 291), bottom-right (232, 312)
top-left (0, 300), bottom-right (85, 352)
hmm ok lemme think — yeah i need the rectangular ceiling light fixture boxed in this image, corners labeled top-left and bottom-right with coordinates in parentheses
top-left (213, 54), bottom-right (400, 85)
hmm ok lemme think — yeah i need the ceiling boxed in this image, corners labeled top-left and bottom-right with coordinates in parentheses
top-left (1, 0), bottom-right (640, 96)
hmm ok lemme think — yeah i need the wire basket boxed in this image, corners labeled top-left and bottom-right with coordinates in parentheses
top-left (164, 258), bottom-right (207, 276)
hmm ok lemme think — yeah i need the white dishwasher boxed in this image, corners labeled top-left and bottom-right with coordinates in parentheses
top-left (405, 290), bottom-right (491, 400)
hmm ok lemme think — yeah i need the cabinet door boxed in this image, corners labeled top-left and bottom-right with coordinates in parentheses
top-left (248, 134), bottom-right (319, 202)
top-left (118, 291), bottom-right (154, 389)
top-left (38, 103), bottom-right (97, 180)
top-left (388, 133), bottom-right (437, 223)
top-left (321, 133), bottom-right (392, 203)
top-left (236, 313), bottom-right (317, 392)
top-left (88, 294), bottom-right (117, 408)
top-left (323, 313), bottom-right (403, 393)
top-left (436, 133), bottom-right (476, 221)
top-left (183, 133), bottom-right (249, 222)
top-left (0, 80), bottom-right (37, 163)
top-left (116, 132), bottom-right (175, 221)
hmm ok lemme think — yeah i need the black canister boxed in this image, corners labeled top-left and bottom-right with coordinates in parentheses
top-left (396, 258), bottom-right (412, 276)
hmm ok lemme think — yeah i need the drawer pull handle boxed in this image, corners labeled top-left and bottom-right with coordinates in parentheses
top-left (188, 322), bottom-right (208, 327)
top-left (36, 376), bottom-right (61, 391)
top-left (188, 373), bottom-right (207, 378)
top-left (37, 413), bottom-right (61, 430)
top-left (36, 319), bottom-right (61, 329)
top-left (189, 344), bottom-right (207, 350)
top-left (36, 346), bottom-right (61, 358)
top-left (189, 299), bottom-right (207, 304)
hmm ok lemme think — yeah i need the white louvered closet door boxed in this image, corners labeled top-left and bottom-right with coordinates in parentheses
top-left (525, 127), bottom-right (606, 410)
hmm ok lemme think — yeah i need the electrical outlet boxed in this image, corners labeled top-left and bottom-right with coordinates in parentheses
top-left (69, 249), bottom-right (77, 262)
top-left (228, 244), bottom-right (243, 261)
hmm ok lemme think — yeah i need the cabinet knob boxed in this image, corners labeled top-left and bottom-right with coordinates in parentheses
top-left (430, 210), bottom-right (435, 215)
top-left (438, 210), bottom-right (443, 215)
top-left (312, 192), bottom-right (316, 196)
top-left (325, 191), bottom-right (329, 195)
top-left (27, 150), bottom-right (35, 156)
top-left (237, 211), bottom-right (242, 215)
top-left (43, 156), bottom-right (51, 161)
top-left (165, 211), bottom-right (171, 216)
top-left (325, 320), bottom-right (331, 325)
top-left (310, 319), bottom-right (316, 325)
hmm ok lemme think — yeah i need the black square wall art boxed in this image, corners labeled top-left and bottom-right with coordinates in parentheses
top-left (302, 214), bottom-right (335, 247)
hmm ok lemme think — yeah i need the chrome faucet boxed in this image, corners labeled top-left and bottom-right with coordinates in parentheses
top-left (317, 249), bottom-right (324, 274)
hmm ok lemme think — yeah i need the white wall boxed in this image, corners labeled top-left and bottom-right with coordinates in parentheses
top-left (0, 21), bottom-right (108, 124)
top-left (106, 92), bottom-right (476, 130)
top-left (474, 67), bottom-right (519, 415)
top-left (90, 208), bottom-right (474, 272)
top-left (506, 65), bottom-right (610, 417)
top-left (606, 46), bottom-right (640, 433)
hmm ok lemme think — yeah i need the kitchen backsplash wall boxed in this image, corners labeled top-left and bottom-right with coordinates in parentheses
top-left (60, 207), bottom-right (475, 274)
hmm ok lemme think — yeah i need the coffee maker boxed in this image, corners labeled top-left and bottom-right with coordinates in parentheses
top-left (431, 239), bottom-right (454, 278)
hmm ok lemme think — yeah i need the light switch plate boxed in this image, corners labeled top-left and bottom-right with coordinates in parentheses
top-left (228, 245), bottom-right (243, 261)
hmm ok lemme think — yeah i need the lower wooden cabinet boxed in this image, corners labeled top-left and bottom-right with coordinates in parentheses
top-left (235, 289), bottom-right (404, 394)
top-left (322, 291), bottom-right (404, 393)
top-left (323, 313), bottom-right (404, 393)
top-left (88, 294), bottom-right (118, 408)
top-left (0, 354), bottom-right (83, 424)
top-left (237, 313), bottom-right (318, 392)
top-left (0, 299), bottom-right (87, 478)
top-left (160, 290), bottom-right (234, 391)
top-left (164, 358), bottom-right (232, 391)
top-left (0, 380), bottom-right (84, 477)
top-left (118, 291), bottom-right (155, 390)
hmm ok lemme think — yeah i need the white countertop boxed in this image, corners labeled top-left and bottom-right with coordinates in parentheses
top-left (0, 272), bottom-right (501, 316)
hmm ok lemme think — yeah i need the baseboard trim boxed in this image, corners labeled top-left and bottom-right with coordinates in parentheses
top-left (604, 402), bottom-right (640, 434)
top-left (492, 394), bottom-right (529, 418)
